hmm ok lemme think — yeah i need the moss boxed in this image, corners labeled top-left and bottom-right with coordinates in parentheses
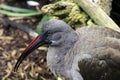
top-left (41, 1), bottom-right (95, 29)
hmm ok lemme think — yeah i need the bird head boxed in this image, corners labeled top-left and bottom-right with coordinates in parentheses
top-left (14, 20), bottom-right (75, 71)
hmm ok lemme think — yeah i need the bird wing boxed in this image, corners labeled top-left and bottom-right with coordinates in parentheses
top-left (75, 26), bottom-right (120, 80)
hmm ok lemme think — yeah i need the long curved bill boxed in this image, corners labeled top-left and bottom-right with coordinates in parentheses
top-left (14, 34), bottom-right (46, 72)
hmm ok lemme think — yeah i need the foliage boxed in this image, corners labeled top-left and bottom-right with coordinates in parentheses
top-left (0, 4), bottom-right (41, 17)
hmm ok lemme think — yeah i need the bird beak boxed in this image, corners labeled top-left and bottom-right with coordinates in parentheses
top-left (14, 32), bottom-right (46, 72)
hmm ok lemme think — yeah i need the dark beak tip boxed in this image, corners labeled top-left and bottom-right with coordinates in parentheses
top-left (13, 69), bottom-right (17, 72)
top-left (14, 65), bottom-right (18, 72)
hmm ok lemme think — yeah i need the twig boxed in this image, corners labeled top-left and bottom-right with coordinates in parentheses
top-left (0, 36), bottom-right (13, 40)
top-left (2, 69), bottom-right (12, 80)
top-left (2, 62), bottom-right (12, 80)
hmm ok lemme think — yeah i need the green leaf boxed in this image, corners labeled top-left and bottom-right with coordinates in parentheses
top-left (0, 9), bottom-right (41, 17)
top-left (36, 15), bottom-right (50, 33)
top-left (0, 4), bottom-right (37, 13)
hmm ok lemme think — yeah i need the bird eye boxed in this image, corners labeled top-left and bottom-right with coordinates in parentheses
top-left (53, 32), bottom-right (62, 40)
top-left (49, 33), bottom-right (62, 46)
top-left (45, 32), bottom-right (62, 45)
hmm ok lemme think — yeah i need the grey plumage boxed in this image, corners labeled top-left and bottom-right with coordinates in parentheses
top-left (15, 20), bottom-right (120, 80)
top-left (43, 20), bottom-right (120, 80)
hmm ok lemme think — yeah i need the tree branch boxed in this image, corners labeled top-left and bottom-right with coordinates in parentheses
top-left (74, 0), bottom-right (120, 32)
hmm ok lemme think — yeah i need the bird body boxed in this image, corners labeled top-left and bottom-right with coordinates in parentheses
top-left (65, 26), bottom-right (120, 80)
top-left (47, 25), bottom-right (120, 80)
top-left (14, 20), bottom-right (120, 80)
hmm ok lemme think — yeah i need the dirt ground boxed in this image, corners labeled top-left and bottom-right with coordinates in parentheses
top-left (0, 0), bottom-right (56, 80)
top-left (0, 0), bottom-right (120, 80)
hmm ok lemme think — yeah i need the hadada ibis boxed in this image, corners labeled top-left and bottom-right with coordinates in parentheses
top-left (14, 20), bottom-right (120, 80)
